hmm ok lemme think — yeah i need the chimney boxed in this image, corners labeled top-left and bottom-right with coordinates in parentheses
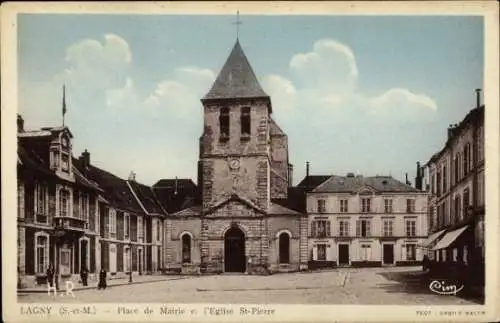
top-left (475, 88), bottom-right (481, 109)
top-left (306, 161), bottom-right (310, 177)
top-left (447, 124), bottom-right (455, 139)
top-left (128, 171), bottom-right (136, 181)
top-left (288, 164), bottom-right (294, 187)
top-left (415, 161), bottom-right (422, 190)
top-left (174, 176), bottom-right (178, 195)
top-left (405, 172), bottom-right (411, 186)
top-left (17, 114), bottom-right (24, 132)
top-left (81, 149), bottom-right (90, 168)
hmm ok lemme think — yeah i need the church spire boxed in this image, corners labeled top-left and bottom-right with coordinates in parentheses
top-left (202, 40), bottom-right (269, 102)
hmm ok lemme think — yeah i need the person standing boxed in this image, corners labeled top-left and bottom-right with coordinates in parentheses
top-left (97, 268), bottom-right (107, 290)
top-left (46, 264), bottom-right (55, 287)
top-left (80, 266), bottom-right (89, 286)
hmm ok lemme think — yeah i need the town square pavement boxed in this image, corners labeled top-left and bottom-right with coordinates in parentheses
top-left (17, 266), bottom-right (480, 305)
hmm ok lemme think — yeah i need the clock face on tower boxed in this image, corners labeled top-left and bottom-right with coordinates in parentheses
top-left (229, 158), bottom-right (240, 170)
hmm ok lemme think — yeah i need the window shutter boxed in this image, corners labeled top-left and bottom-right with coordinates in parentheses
top-left (367, 246), bottom-right (372, 261)
top-left (402, 245), bottom-right (406, 261)
top-left (366, 221), bottom-right (371, 237)
top-left (311, 222), bottom-right (316, 237)
top-left (356, 220), bottom-right (360, 237)
top-left (326, 221), bottom-right (331, 236)
top-left (312, 246), bottom-right (318, 260)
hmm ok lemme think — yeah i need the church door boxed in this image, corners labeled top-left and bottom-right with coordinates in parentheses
top-left (224, 227), bottom-right (246, 273)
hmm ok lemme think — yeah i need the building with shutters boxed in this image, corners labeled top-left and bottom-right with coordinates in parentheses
top-left (423, 90), bottom-right (485, 288)
top-left (17, 116), bottom-right (167, 288)
top-left (305, 173), bottom-right (428, 268)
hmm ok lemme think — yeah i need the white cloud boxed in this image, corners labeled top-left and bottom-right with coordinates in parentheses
top-left (290, 39), bottom-right (358, 94)
top-left (261, 74), bottom-right (297, 125)
top-left (264, 38), bottom-right (439, 183)
top-left (20, 34), bottom-right (213, 185)
top-left (268, 39), bottom-right (437, 124)
top-left (369, 88), bottom-right (438, 111)
top-left (63, 33), bottom-right (132, 92)
top-left (144, 67), bottom-right (215, 119)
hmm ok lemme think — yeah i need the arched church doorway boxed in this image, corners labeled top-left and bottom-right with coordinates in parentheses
top-left (224, 227), bottom-right (246, 272)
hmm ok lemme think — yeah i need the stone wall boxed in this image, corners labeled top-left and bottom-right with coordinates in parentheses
top-left (200, 100), bottom-right (271, 210)
top-left (165, 218), bottom-right (202, 269)
top-left (267, 216), bottom-right (302, 272)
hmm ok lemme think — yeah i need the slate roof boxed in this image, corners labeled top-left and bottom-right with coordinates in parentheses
top-left (268, 202), bottom-right (302, 216)
top-left (203, 40), bottom-right (269, 101)
top-left (18, 134), bottom-right (100, 191)
top-left (78, 164), bottom-right (144, 214)
top-left (269, 118), bottom-right (286, 136)
top-left (153, 179), bottom-right (200, 214)
top-left (127, 180), bottom-right (166, 215)
top-left (313, 175), bottom-right (419, 193)
top-left (296, 175), bottom-right (331, 191)
top-left (272, 187), bottom-right (308, 213)
top-left (171, 206), bottom-right (202, 217)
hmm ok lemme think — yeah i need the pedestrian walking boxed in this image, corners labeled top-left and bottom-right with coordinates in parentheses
top-left (422, 255), bottom-right (430, 272)
top-left (97, 268), bottom-right (107, 290)
top-left (46, 263), bottom-right (55, 287)
top-left (80, 266), bottom-right (89, 286)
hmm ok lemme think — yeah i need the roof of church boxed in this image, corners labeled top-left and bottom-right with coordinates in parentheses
top-left (203, 40), bottom-right (269, 101)
top-left (268, 202), bottom-right (302, 216)
top-left (269, 118), bottom-right (286, 136)
top-left (313, 175), bottom-right (419, 193)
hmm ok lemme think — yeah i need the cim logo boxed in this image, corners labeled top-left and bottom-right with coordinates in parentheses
top-left (429, 280), bottom-right (464, 295)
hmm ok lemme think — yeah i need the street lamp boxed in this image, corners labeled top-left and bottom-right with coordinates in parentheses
top-left (129, 241), bottom-right (132, 283)
top-left (128, 217), bottom-right (132, 283)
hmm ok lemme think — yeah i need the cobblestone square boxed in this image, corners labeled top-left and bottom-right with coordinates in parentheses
top-left (17, 267), bottom-right (480, 305)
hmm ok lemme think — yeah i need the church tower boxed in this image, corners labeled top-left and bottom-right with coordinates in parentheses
top-left (198, 39), bottom-right (273, 211)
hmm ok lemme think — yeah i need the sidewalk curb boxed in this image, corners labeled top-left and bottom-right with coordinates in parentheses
top-left (17, 277), bottom-right (187, 294)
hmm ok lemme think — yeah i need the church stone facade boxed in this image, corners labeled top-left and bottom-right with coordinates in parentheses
top-left (164, 40), bottom-right (308, 274)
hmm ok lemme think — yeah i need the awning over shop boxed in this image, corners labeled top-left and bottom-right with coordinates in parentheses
top-left (432, 226), bottom-right (469, 250)
top-left (419, 229), bottom-right (446, 248)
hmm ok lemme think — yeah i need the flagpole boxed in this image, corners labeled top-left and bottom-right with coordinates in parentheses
top-left (62, 85), bottom-right (66, 127)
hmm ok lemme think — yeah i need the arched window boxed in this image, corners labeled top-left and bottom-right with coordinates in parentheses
top-left (182, 234), bottom-right (191, 263)
top-left (279, 232), bottom-right (290, 264)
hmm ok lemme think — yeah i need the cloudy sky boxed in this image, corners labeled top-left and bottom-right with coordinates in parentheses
top-left (18, 14), bottom-right (483, 186)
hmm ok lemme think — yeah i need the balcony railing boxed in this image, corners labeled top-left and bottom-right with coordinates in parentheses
top-left (53, 216), bottom-right (87, 232)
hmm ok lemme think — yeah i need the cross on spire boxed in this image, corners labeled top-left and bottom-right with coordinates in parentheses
top-left (233, 10), bottom-right (242, 39)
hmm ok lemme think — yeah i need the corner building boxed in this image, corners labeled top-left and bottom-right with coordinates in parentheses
top-left (165, 40), bottom-right (308, 274)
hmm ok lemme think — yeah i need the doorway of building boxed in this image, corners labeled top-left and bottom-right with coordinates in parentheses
top-left (338, 244), bottom-right (349, 266)
top-left (383, 244), bottom-right (394, 265)
top-left (224, 227), bottom-right (246, 272)
top-left (80, 239), bottom-right (88, 271)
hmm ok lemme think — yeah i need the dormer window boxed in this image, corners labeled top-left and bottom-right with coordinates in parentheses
top-left (61, 153), bottom-right (70, 172)
top-left (219, 107), bottom-right (230, 141)
top-left (240, 107), bottom-right (251, 140)
top-left (61, 136), bottom-right (69, 149)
